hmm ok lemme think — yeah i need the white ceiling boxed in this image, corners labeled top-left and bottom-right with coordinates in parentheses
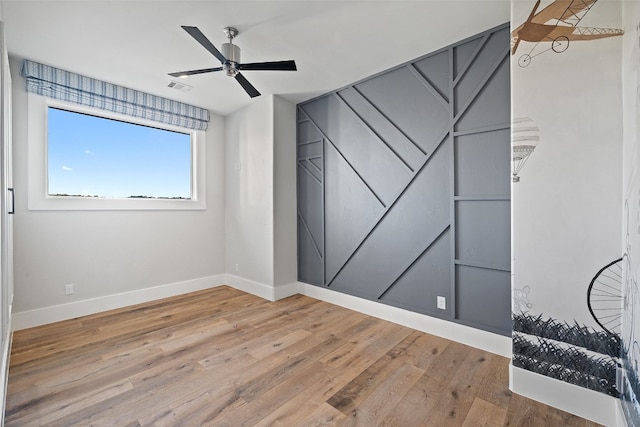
top-left (1, 0), bottom-right (509, 117)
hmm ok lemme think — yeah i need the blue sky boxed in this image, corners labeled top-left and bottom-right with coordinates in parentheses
top-left (47, 107), bottom-right (192, 199)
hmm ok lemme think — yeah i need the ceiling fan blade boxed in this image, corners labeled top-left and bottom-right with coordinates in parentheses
top-left (240, 60), bottom-right (297, 71)
top-left (168, 67), bottom-right (223, 78)
top-left (181, 26), bottom-right (227, 64)
top-left (235, 73), bottom-right (261, 98)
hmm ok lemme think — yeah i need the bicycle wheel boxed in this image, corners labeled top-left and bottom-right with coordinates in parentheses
top-left (588, 258), bottom-right (623, 336)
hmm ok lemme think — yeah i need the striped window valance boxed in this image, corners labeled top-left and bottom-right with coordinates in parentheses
top-left (21, 60), bottom-right (210, 131)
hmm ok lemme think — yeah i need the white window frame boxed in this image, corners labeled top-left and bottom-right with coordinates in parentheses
top-left (28, 94), bottom-right (206, 211)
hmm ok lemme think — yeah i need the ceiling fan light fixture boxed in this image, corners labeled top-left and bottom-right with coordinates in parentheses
top-left (223, 62), bottom-right (238, 77)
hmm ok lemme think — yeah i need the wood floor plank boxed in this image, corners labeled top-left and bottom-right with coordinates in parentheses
top-left (401, 330), bottom-right (452, 370)
top-left (379, 380), bottom-right (440, 426)
top-left (418, 347), bottom-right (495, 426)
top-left (326, 334), bottom-right (433, 415)
top-left (295, 402), bottom-right (347, 426)
top-left (359, 321), bottom-right (414, 362)
top-left (252, 388), bottom-right (325, 426)
top-left (251, 367), bottom-right (354, 427)
top-left (6, 377), bottom-right (134, 426)
top-left (137, 387), bottom-right (247, 427)
top-left (320, 340), bottom-right (372, 370)
top-left (339, 363), bottom-right (425, 425)
top-left (315, 353), bottom-right (376, 405)
top-left (9, 294), bottom-right (242, 373)
top-left (422, 340), bottom-right (473, 387)
top-left (156, 317), bottom-right (233, 352)
top-left (461, 397), bottom-right (508, 427)
top-left (303, 309), bottom-right (367, 340)
top-left (5, 286), bottom-right (603, 426)
top-left (12, 321), bottom-right (226, 400)
top-left (212, 360), bottom-right (329, 426)
top-left (475, 353), bottom-right (513, 409)
top-left (63, 367), bottom-right (217, 426)
top-left (503, 392), bottom-right (549, 427)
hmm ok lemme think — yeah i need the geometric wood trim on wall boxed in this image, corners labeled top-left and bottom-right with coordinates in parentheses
top-left (297, 23), bottom-right (511, 336)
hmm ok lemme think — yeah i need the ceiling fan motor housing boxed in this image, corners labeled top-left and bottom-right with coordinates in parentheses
top-left (221, 43), bottom-right (240, 76)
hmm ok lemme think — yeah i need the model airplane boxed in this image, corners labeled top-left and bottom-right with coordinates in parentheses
top-left (511, 0), bottom-right (623, 67)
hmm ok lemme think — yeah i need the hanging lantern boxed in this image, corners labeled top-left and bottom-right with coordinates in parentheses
top-left (512, 117), bottom-right (539, 183)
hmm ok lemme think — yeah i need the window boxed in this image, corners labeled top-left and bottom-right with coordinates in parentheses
top-left (47, 107), bottom-right (192, 200)
top-left (28, 97), bottom-right (206, 210)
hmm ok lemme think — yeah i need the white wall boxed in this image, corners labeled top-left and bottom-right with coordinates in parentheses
top-left (225, 96), bottom-right (275, 288)
top-left (224, 95), bottom-right (298, 298)
top-left (620, 1), bottom-right (640, 424)
top-left (273, 95), bottom-right (297, 288)
top-left (511, 0), bottom-right (622, 330)
top-left (510, 0), bottom-right (623, 423)
top-left (10, 57), bottom-right (226, 315)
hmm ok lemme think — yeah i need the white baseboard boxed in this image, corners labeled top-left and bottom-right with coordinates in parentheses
top-left (298, 282), bottom-right (512, 357)
top-left (222, 279), bottom-right (509, 357)
top-left (510, 365), bottom-right (620, 426)
top-left (618, 399), bottom-right (629, 427)
top-left (11, 276), bottom-right (510, 358)
top-left (225, 274), bottom-right (275, 301)
top-left (224, 274), bottom-right (299, 302)
top-left (273, 281), bottom-right (301, 300)
top-left (0, 316), bottom-right (11, 427)
top-left (12, 275), bottom-right (226, 330)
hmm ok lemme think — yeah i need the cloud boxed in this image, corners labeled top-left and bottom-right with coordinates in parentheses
top-left (62, 165), bottom-right (72, 171)
top-left (84, 150), bottom-right (95, 156)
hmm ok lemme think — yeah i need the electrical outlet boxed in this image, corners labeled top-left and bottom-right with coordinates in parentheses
top-left (235, 263), bottom-right (239, 272)
top-left (65, 284), bottom-right (74, 295)
top-left (437, 296), bottom-right (446, 310)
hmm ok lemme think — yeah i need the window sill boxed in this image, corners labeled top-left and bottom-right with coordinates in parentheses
top-left (27, 94), bottom-right (207, 212)
top-left (29, 195), bottom-right (206, 211)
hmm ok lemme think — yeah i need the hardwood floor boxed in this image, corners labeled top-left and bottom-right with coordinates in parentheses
top-left (5, 286), bottom-right (600, 426)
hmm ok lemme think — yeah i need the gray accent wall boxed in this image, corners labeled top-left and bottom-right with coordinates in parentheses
top-left (297, 24), bottom-right (511, 336)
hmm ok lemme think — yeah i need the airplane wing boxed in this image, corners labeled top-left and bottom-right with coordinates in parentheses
top-left (530, 0), bottom-right (597, 27)
top-left (566, 26), bottom-right (624, 40)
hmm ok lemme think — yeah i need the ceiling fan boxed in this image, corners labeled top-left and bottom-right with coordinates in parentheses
top-left (169, 26), bottom-right (297, 98)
